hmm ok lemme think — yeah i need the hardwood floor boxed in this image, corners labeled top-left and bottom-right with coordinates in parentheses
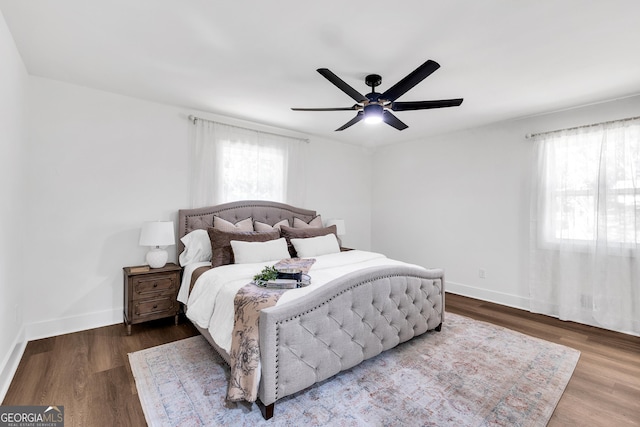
top-left (2, 316), bottom-right (199, 426)
top-left (3, 294), bottom-right (639, 426)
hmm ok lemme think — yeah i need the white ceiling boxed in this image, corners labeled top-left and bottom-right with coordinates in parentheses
top-left (2, 0), bottom-right (640, 147)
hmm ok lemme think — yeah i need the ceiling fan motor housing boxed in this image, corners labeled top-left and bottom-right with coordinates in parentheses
top-left (365, 74), bottom-right (382, 89)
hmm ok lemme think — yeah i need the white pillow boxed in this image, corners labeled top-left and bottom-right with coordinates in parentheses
top-left (293, 215), bottom-right (323, 228)
top-left (213, 216), bottom-right (254, 231)
top-left (230, 237), bottom-right (290, 264)
top-left (291, 234), bottom-right (340, 258)
top-left (179, 229), bottom-right (212, 266)
top-left (254, 219), bottom-right (289, 232)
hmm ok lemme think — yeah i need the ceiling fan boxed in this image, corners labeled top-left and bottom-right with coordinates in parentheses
top-left (291, 59), bottom-right (463, 131)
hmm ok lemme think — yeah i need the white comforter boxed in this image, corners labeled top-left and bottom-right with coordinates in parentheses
top-left (185, 250), bottom-right (419, 354)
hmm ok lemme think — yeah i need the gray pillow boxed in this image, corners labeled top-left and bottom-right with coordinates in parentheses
top-left (254, 219), bottom-right (289, 232)
top-left (213, 216), bottom-right (254, 231)
top-left (293, 215), bottom-right (323, 228)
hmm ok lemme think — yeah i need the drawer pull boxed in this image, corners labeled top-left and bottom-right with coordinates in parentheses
top-left (153, 304), bottom-right (158, 309)
top-left (153, 282), bottom-right (158, 288)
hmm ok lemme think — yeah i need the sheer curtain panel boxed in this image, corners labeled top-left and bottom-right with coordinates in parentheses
top-left (190, 119), bottom-right (306, 208)
top-left (529, 118), bottom-right (639, 334)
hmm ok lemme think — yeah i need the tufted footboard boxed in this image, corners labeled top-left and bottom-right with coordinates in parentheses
top-left (257, 265), bottom-right (444, 419)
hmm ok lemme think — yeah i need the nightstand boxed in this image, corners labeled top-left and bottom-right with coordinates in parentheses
top-left (123, 263), bottom-right (181, 335)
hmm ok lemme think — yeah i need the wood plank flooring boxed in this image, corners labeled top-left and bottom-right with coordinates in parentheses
top-left (3, 294), bottom-right (639, 426)
top-left (2, 316), bottom-right (199, 426)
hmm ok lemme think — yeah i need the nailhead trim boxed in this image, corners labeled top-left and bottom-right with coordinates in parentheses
top-left (271, 273), bottom-right (443, 401)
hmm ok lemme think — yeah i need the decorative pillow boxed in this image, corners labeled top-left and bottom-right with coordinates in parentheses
top-left (291, 234), bottom-right (340, 258)
top-left (231, 238), bottom-right (290, 264)
top-left (280, 224), bottom-right (338, 257)
top-left (293, 215), bottom-right (323, 228)
top-left (178, 229), bottom-right (212, 266)
top-left (213, 216), bottom-right (254, 232)
top-left (254, 219), bottom-right (290, 232)
top-left (207, 228), bottom-right (280, 267)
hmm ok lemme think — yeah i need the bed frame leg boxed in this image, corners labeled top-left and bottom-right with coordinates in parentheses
top-left (257, 400), bottom-right (274, 420)
top-left (435, 322), bottom-right (442, 332)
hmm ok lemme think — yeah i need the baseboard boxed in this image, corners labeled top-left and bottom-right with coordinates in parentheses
top-left (0, 326), bottom-right (27, 403)
top-left (446, 281), bottom-right (639, 337)
top-left (446, 281), bottom-right (530, 312)
top-left (24, 308), bottom-right (123, 342)
top-left (1, 309), bottom-right (123, 401)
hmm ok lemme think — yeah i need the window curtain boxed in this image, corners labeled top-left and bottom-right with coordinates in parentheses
top-left (529, 118), bottom-right (639, 334)
top-left (190, 118), bottom-right (307, 208)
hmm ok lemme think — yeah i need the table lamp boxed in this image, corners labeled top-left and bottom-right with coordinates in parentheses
top-left (139, 221), bottom-right (175, 268)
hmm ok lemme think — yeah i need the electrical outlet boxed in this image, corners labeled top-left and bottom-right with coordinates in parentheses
top-left (479, 269), bottom-right (486, 279)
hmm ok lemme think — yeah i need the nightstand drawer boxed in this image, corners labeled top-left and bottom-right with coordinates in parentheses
top-left (132, 275), bottom-right (176, 299)
top-left (133, 296), bottom-right (176, 319)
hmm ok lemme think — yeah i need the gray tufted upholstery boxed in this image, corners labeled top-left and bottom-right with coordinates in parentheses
top-left (259, 265), bottom-right (444, 406)
top-left (178, 201), bottom-right (445, 416)
top-left (177, 200), bottom-right (316, 254)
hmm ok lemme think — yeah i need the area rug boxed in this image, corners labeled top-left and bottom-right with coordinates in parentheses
top-left (128, 313), bottom-right (580, 426)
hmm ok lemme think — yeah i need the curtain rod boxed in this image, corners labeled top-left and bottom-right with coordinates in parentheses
top-left (188, 114), bottom-right (310, 143)
top-left (525, 115), bottom-right (640, 139)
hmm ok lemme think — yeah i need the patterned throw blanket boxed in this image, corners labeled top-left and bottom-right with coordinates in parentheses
top-left (227, 258), bottom-right (316, 402)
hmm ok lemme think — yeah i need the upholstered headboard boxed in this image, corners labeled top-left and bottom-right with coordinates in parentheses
top-left (177, 200), bottom-right (317, 255)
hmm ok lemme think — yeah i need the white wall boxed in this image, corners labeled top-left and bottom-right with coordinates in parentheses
top-left (24, 78), bottom-right (191, 338)
top-left (372, 95), bottom-right (640, 314)
top-left (0, 9), bottom-right (29, 400)
top-left (304, 137), bottom-right (372, 250)
top-left (22, 77), bottom-right (372, 340)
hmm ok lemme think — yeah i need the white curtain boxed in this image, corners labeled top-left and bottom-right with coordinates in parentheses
top-left (529, 118), bottom-right (640, 334)
top-left (190, 119), bottom-right (307, 208)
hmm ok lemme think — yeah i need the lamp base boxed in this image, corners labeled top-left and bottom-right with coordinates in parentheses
top-left (146, 247), bottom-right (168, 268)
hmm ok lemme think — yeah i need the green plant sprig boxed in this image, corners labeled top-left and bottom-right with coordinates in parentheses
top-left (253, 265), bottom-right (279, 282)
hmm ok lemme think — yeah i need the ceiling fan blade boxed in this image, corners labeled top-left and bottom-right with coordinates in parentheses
top-left (380, 60), bottom-right (440, 102)
top-left (335, 112), bottom-right (364, 131)
top-left (291, 105), bottom-right (359, 111)
top-left (382, 111), bottom-right (408, 130)
top-left (391, 98), bottom-right (463, 111)
top-left (317, 68), bottom-right (368, 103)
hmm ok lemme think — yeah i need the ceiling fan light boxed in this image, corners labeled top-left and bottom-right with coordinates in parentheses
top-left (364, 104), bottom-right (383, 124)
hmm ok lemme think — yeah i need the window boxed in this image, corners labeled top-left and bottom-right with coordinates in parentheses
top-left (529, 117), bottom-right (640, 334)
top-left (190, 118), bottom-right (306, 208)
top-left (537, 120), bottom-right (640, 246)
top-left (219, 139), bottom-right (285, 203)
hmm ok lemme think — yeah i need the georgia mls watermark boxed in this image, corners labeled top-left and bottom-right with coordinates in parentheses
top-left (0, 406), bottom-right (64, 427)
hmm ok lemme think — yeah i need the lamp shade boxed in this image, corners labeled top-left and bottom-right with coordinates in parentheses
top-left (139, 221), bottom-right (175, 247)
top-left (325, 219), bottom-right (346, 236)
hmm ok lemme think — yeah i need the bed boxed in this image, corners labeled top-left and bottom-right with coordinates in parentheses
top-left (177, 200), bottom-right (445, 419)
